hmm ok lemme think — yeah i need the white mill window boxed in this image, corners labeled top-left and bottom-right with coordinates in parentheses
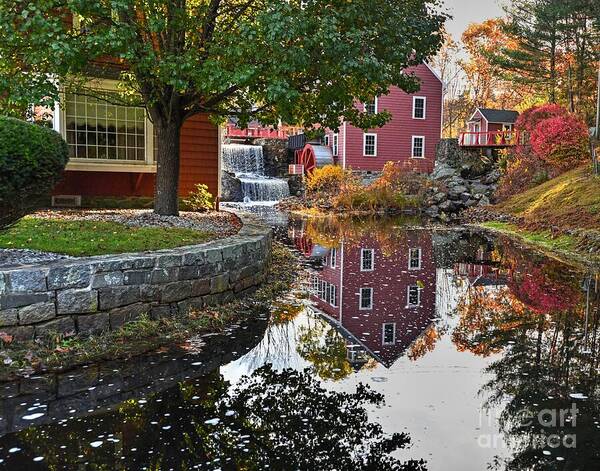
top-left (413, 97), bottom-right (426, 119)
top-left (361, 249), bottom-right (375, 271)
top-left (64, 92), bottom-right (149, 162)
top-left (359, 287), bottom-right (373, 310)
top-left (412, 136), bottom-right (425, 159)
top-left (332, 133), bottom-right (339, 156)
top-left (407, 285), bottom-right (422, 307)
top-left (330, 247), bottom-right (337, 268)
top-left (365, 97), bottom-right (378, 114)
top-left (409, 248), bottom-right (422, 270)
top-left (382, 323), bottom-right (396, 345)
top-left (363, 133), bottom-right (377, 156)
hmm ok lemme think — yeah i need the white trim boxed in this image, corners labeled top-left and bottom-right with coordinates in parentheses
top-left (406, 285), bottom-right (422, 308)
top-left (332, 133), bottom-right (339, 157)
top-left (423, 61), bottom-right (445, 86)
top-left (65, 162), bottom-right (157, 173)
top-left (359, 287), bottom-right (374, 311)
top-left (360, 248), bottom-right (375, 272)
top-left (342, 122), bottom-right (347, 169)
top-left (330, 284), bottom-right (338, 308)
top-left (365, 97), bottom-right (378, 114)
top-left (408, 247), bottom-right (422, 270)
top-left (382, 323), bottom-right (397, 346)
top-left (324, 134), bottom-right (330, 147)
top-left (467, 108), bottom-right (483, 123)
top-left (411, 135), bottom-right (425, 159)
top-left (330, 247), bottom-right (337, 268)
top-left (59, 77), bottom-right (155, 170)
top-left (412, 96), bottom-right (427, 120)
top-left (363, 133), bottom-right (378, 157)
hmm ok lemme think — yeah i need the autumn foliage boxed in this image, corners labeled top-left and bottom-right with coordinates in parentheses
top-left (306, 162), bottom-right (429, 212)
top-left (530, 114), bottom-right (590, 171)
top-left (496, 104), bottom-right (590, 199)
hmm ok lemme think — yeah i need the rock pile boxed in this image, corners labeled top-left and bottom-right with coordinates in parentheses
top-left (424, 139), bottom-right (501, 221)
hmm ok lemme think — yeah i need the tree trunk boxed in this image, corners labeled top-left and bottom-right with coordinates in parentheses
top-left (154, 118), bottom-right (182, 216)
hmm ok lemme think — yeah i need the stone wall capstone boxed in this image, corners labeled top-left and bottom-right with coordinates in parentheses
top-left (0, 221), bottom-right (272, 340)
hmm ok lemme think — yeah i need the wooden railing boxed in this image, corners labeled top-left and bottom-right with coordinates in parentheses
top-left (225, 124), bottom-right (288, 139)
top-left (459, 130), bottom-right (523, 147)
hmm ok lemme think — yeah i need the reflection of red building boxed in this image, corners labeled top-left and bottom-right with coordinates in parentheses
top-left (453, 247), bottom-right (506, 288)
top-left (304, 232), bottom-right (437, 368)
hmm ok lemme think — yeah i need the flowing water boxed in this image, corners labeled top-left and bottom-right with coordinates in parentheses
top-left (222, 144), bottom-right (290, 203)
top-left (1, 212), bottom-right (599, 470)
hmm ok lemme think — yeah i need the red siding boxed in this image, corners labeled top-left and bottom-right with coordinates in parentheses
top-left (54, 114), bottom-right (219, 200)
top-left (305, 231), bottom-right (437, 368)
top-left (327, 64), bottom-right (442, 173)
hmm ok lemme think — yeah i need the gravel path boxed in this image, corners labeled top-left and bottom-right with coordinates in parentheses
top-left (32, 209), bottom-right (242, 235)
top-left (0, 209), bottom-right (242, 268)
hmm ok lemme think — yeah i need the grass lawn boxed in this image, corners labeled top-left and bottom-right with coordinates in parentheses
top-left (0, 217), bottom-right (215, 256)
top-left (494, 165), bottom-right (600, 230)
top-left (480, 221), bottom-right (579, 253)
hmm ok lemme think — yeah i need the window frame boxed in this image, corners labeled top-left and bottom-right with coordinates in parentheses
top-left (360, 248), bottom-right (375, 272)
top-left (382, 323), bottom-right (397, 346)
top-left (329, 284), bottom-right (338, 307)
top-left (412, 96), bottom-right (427, 120)
top-left (330, 247), bottom-right (337, 268)
top-left (324, 134), bottom-right (330, 147)
top-left (58, 78), bottom-right (155, 173)
top-left (411, 135), bottom-right (425, 159)
top-left (365, 97), bottom-right (378, 115)
top-left (363, 133), bottom-right (378, 157)
top-left (332, 133), bottom-right (339, 157)
top-left (406, 285), bottom-right (422, 308)
top-left (408, 247), bottom-right (422, 270)
top-left (359, 287), bottom-right (374, 311)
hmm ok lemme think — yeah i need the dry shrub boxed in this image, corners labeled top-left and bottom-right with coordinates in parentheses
top-left (496, 149), bottom-right (552, 201)
top-left (306, 165), bottom-right (356, 194)
top-left (334, 161), bottom-right (428, 211)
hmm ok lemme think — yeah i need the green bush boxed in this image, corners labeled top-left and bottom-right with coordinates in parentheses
top-left (182, 184), bottom-right (215, 212)
top-left (0, 117), bottom-right (68, 227)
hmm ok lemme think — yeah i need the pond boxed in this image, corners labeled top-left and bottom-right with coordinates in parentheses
top-left (0, 213), bottom-right (599, 470)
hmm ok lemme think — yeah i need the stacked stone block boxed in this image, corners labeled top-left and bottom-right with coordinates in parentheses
top-left (0, 223), bottom-right (272, 340)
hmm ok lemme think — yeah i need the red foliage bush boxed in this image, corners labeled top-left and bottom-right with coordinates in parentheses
top-left (508, 266), bottom-right (581, 315)
top-left (496, 104), bottom-right (590, 199)
top-left (530, 114), bottom-right (590, 171)
top-left (515, 103), bottom-right (567, 134)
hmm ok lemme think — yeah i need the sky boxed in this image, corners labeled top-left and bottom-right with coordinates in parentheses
top-left (442, 0), bottom-right (505, 41)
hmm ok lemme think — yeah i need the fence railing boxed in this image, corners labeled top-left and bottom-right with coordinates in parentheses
top-left (459, 131), bottom-right (523, 147)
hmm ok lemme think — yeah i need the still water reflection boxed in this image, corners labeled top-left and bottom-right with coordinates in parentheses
top-left (0, 215), bottom-right (598, 470)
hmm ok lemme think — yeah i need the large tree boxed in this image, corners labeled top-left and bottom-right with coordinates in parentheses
top-left (0, 0), bottom-right (447, 215)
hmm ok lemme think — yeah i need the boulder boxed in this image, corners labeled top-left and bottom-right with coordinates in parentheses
top-left (221, 171), bottom-right (243, 202)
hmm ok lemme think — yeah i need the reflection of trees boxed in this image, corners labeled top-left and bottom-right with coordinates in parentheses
top-left (296, 318), bottom-right (354, 381)
top-left (408, 323), bottom-right (444, 361)
top-left (301, 214), bottom-right (419, 255)
top-left (13, 366), bottom-right (426, 470)
top-left (453, 268), bottom-right (600, 470)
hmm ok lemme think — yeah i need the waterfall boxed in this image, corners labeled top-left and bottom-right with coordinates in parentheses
top-left (222, 144), bottom-right (290, 203)
top-left (222, 144), bottom-right (265, 175)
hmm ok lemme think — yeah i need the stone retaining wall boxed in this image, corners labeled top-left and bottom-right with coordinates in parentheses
top-left (0, 221), bottom-right (272, 340)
